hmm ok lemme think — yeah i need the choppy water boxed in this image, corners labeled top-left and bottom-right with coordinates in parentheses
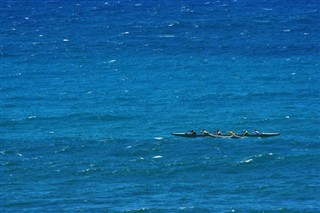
top-left (1, 0), bottom-right (320, 212)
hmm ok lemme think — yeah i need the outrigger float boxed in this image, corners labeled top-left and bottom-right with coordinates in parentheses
top-left (171, 131), bottom-right (280, 138)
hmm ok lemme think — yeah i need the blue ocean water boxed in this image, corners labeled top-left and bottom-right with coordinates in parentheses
top-left (1, 0), bottom-right (320, 212)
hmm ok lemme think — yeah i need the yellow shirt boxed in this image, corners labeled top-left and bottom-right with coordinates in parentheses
top-left (227, 131), bottom-right (234, 135)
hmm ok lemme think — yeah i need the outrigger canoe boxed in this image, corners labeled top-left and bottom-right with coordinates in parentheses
top-left (171, 132), bottom-right (280, 138)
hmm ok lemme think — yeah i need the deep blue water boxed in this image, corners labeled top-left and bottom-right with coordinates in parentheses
top-left (1, 0), bottom-right (320, 212)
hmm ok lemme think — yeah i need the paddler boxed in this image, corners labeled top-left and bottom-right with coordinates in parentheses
top-left (253, 130), bottom-right (260, 135)
top-left (242, 130), bottom-right (249, 136)
top-left (227, 130), bottom-right (235, 135)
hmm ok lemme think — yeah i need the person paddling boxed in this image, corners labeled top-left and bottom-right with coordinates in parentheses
top-left (243, 130), bottom-right (249, 136)
top-left (227, 130), bottom-right (235, 135)
top-left (215, 130), bottom-right (222, 135)
top-left (190, 130), bottom-right (197, 135)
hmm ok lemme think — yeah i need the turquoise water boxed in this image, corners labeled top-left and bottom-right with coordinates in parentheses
top-left (1, 1), bottom-right (320, 212)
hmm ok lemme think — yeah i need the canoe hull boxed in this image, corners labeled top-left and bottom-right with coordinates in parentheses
top-left (171, 132), bottom-right (207, 138)
top-left (240, 133), bottom-right (280, 137)
top-left (171, 132), bottom-right (280, 138)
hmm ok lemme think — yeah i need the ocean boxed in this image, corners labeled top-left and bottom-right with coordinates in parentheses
top-left (1, 0), bottom-right (320, 212)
